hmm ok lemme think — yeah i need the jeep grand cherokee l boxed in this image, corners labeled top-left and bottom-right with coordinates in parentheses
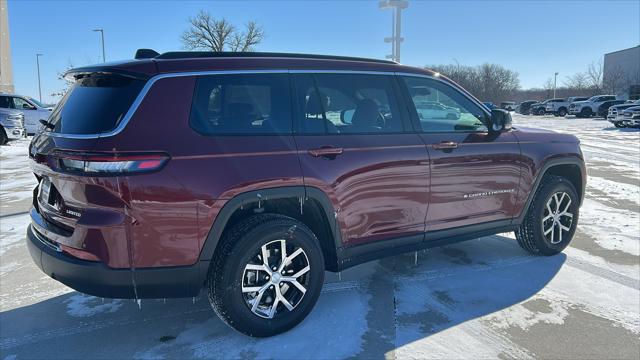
top-left (27, 51), bottom-right (586, 337)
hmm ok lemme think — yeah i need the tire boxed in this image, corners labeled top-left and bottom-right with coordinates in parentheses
top-left (579, 108), bottom-right (592, 118)
top-left (515, 175), bottom-right (579, 256)
top-left (208, 214), bottom-right (325, 337)
top-left (537, 108), bottom-right (546, 116)
top-left (614, 122), bottom-right (624, 128)
top-left (557, 108), bottom-right (567, 117)
top-left (0, 128), bottom-right (7, 145)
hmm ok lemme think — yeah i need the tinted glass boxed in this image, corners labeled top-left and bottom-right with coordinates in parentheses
top-left (48, 73), bottom-right (145, 135)
top-left (402, 76), bottom-right (488, 133)
top-left (295, 73), bottom-right (404, 134)
top-left (190, 73), bottom-right (291, 135)
top-left (0, 96), bottom-right (10, 109)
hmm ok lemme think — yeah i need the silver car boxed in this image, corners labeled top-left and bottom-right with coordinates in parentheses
top-left (0, 108), bottom-right (26, 145)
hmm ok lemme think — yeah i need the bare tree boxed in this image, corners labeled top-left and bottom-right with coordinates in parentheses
top-left (51, 61), bottom-right (75, 98)
top-left (181, 10), bottom-right (264, 52)
top-left (564, 72), bottom-right (589, 90)
top-left (427, 63), bottom-right (519, 104)
top-left (586, 60), bottom-right (604, 93)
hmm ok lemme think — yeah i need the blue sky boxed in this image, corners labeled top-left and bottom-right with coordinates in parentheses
top-left (7, 0), bottom-right (640, 103)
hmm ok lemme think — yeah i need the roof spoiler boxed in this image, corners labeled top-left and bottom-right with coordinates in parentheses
top-left (135, 49), bottom-right (160, 60)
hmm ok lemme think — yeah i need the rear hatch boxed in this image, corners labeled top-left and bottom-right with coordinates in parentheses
top-left (29, 70), bottom-right (163, 265)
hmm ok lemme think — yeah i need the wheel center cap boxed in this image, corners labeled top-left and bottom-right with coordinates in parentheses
top-left (271, 272), bottom-right (282, 284)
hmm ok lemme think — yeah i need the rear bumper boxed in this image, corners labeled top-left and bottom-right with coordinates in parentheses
top-left (27, 223), bottom-right (207, 299)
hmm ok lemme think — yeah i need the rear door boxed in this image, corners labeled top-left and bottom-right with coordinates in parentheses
top-left (400, 75), bottom-right (522, 232)
top-left (293, 73), bottom-right (430, 248)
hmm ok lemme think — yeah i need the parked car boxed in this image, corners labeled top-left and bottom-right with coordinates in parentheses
top-left (483, 101), bottom-right (497, 110)
top-left (27, 50), bottom-right (586, 337)
top-left (621, 106), bottom-right (640, 128)
top-left (568, 95), bottom-right (617, 117)
top-left (537, 98), bottom-right (565, 116)
top-left (0, 93), bottom-right (52, 135)
top-left (607, 100), bottom-right (640, 127)
top-left (530, 100), bottom-right (552, 115)
top-left (0, 108), bottom-right (25, 145)
top-left (517, 100), bottom-right (538, 115)
top-left (545, 97), bottom-right (589, 117)
top-left (500, 101), bottom-right (516, 111)
top-left (596, 99), bottom-right (626, 118)
top-left (415, 101), bottom-right (461, 120)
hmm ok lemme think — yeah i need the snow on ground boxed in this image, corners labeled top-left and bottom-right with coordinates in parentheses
top-left (0, 115), bottom-right (638, 359)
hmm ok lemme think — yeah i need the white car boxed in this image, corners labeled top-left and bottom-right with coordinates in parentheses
top-left (0, 94), bottom-right (52, 134)
top-left (0, 108), bottom-right (26, 145)
top-left (415, 101), bottom-right (461, 120)
top-left (607, 100), bottom-right (640, 127)
top-left (568, 95), bottom-right (616, 117)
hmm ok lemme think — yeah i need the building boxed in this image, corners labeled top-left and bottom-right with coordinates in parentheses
top-left (0, 0), bottom-right (13, 93)
top-left (603, 45), bottom-right (640, 99)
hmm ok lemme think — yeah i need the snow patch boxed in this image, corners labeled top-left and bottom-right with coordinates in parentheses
top-left (580, 198), bottom-right (640, 256)
top-left (64, 294), bottom-right (123, 317)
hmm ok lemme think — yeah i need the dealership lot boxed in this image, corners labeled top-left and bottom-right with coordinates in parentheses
top-left (1, 114), bottom-right (638, 359)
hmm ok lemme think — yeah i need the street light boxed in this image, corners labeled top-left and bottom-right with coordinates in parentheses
top-left (93, 28), bottom-right (105, 62)
top-left (35, 53), bottom-right (43, 102)
top-left (553, 72), bottom-right (559, 99)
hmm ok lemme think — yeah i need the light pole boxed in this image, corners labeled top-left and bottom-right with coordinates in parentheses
top-left (36, 53), bottom-right (43, 102)
top-left (553, 72), bottom-right (559, 98)
top-left (379, 0), bottom-right (409, 63)
top-left (93, 28), bottom-right (105, 62)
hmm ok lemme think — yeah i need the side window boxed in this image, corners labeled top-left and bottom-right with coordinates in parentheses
top-left (13, 97), bottom-right (35, 110)
top-left (0, 96), bottom-right (10, 109)
top-left (294, 73), bottom-right (404, 134)
top-left (402, 76), bottom-right (488, 133)
top-left (189, 73), bottom-right (292, 135)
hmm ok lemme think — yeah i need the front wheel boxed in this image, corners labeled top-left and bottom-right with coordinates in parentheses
top-left (516, 175), bottom-right (579, 255)
top-left (557, 108), bottom-right (567, 117)
top-left (208, 214), bottom-right (325, 337)
top-left (579, 108), bottom-right (592, 118)
top-left (614, 123), bottom-right (625, 128)
top-left (0, 128), bottom-right (7, 145)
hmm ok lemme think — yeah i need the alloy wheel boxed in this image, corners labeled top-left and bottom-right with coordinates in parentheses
top-left (241, 239), bottom-right (311, 319)
top-left (542, 192), bottom-right (574, 244)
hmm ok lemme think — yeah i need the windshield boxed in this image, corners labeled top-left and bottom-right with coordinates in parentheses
top-left (28, 97), bottom-right (48, 108)
top-left (47, 73), bottom-right (145, 135)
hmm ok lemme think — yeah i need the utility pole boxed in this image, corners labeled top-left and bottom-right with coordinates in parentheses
top-left (36, 53), bottom-right (43, 102)
top-left (553, 72), bottom-right (559, 98)
top-left (379, 0), bottom-right (409, 63)
top-left (93, 28), bottom-right (105, 62)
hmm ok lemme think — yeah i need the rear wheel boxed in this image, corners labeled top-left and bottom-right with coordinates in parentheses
top-left (516, 175), bottom-right (579, 256)
top-left (0, 128), bottom-right (7, 145)
top-left (579, 108), bottom-right (592, 118)
top-left (208, 214), bottom-right (325, 337)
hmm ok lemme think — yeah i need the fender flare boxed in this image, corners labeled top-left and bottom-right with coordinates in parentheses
top-left (515, 157), bottom-right (586, 224)
top-left (197, 186), bottom-right (342, 262)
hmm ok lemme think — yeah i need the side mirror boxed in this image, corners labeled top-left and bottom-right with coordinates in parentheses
top-left (489, 109), bottom-right (512, 132)
top-left (340, 109), bottom-right (355, 124)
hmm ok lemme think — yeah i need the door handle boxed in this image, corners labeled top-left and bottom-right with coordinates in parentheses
top-left (432, 141), bottom-right (458, 151)
top-left (308, 146), bottom-right (344, 158)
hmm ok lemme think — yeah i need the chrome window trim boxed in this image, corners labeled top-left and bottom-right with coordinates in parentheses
top-left (47, 69), bottom-right (487, 139)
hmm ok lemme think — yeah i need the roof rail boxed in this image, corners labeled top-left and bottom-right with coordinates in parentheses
top-left (150, 50), bottom-right (397, 64)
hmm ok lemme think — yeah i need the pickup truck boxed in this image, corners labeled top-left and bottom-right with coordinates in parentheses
top-left (607, 100), bottom-right (640, 127)
top-left (545, 97), bottom-right (589, 117)
top-left (568, 95), bottom-right (617, 117)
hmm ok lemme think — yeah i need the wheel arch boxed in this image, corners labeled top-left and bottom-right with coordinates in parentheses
top-left (198, 186), bottom-right (342, 272)
top-left (516, 157), bottom-right (586, 224)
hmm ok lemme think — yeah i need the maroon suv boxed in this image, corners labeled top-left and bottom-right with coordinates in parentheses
top-left (27, 51), bottom-right (585, 337)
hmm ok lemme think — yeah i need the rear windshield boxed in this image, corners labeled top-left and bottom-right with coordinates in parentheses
top-left (47, 73), bottom-right (145, 135)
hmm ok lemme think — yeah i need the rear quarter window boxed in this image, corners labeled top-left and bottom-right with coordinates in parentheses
top-left (189, 73), bottom-right (292, 135)
top-left (48, 73), bottom-right (145, 135)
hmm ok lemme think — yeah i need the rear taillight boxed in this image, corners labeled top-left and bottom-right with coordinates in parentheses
top-left (54, 152), bottom-right (169, 175)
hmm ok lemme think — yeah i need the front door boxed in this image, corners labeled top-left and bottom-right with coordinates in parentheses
top-left (293, 73), bottom-right (430, 248)
top-left (400, 75), bottom-right (522, 232)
